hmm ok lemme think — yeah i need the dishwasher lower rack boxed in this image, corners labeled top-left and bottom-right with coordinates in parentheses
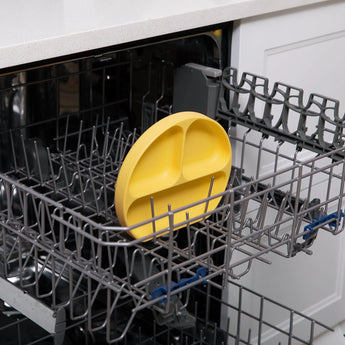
top-left (0, 107), bottom-right (344, 343)
top-left (0, 278), bottom-right (333, 345)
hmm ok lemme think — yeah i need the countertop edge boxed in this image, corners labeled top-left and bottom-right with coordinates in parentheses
top-left (0, 0), bottom-right (330, 70)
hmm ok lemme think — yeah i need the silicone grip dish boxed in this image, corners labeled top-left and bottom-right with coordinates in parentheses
top-left (115, 112), bottom-right (232, 240)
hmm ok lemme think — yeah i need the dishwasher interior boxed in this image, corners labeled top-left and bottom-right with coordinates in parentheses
top-left (0, 26), bottom-right (344, 345)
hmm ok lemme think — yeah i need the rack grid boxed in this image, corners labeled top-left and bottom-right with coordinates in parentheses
top-left (0, 59), bottom-right (344, 344)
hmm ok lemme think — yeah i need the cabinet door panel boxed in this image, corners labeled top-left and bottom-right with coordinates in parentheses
top-left (229, 1), bottom-right (345, 342)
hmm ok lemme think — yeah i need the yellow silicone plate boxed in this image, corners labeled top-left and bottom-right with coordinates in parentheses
top-left (115, 112), bottom-right (232, 240)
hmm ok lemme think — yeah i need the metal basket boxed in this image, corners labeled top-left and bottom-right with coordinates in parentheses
top-left (0, 63), bottom-right (344, 344)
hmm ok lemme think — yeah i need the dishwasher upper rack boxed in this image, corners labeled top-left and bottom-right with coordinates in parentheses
top-left (1, 99), bottom-right (345, 344)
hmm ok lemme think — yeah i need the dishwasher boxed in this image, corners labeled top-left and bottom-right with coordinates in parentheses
top-left (0, 24), bottom-right (344, 345)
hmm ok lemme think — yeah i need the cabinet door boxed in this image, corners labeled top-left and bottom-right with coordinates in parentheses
top-left (228, 1), bottom-right (345, 342)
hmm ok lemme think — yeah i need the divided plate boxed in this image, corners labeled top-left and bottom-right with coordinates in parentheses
top-left (115, 112), bottom-right (232, 240)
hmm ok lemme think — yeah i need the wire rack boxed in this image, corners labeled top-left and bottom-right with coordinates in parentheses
top-left (0, 278), bottom-right (333, 345)
top-left (0, 62), bottom-right (344, 344)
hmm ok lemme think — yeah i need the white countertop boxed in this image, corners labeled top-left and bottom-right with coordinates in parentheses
top-left (0, 0), bottom-right (329, 70)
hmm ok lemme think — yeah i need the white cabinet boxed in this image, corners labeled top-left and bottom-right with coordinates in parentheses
top-left (229, 1), bottom-right (345, 342)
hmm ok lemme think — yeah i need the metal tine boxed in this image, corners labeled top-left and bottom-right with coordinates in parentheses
top-left (273, 192), bottom-right (289, 237)
top-left (17, 320), bottom-right (21, 345)
top-left (123, 246), bottom-right (132, 287)
top-left (192, 300), bottom-right (198, 341)
top-left (272, 140), bottom-right (284, 187)
top-left (247, 328), bottom-right (252, 345)
top-left (20, 243), bottom-right (35, 280)
top-left (130, 248), bottom-right (147, 287)
top-left (203, 176), bottom-right (215, 218)
top-left (17, 235), bottom-right (23, 285)
top-left (199, 328), bottom-right (204, 345)
top-left (4, 181), bottom-right (12, 219)
top-left (33, 200), bottom-right (44, 237)
top-left (88, 168), bottom-right (100, 214)
top-left (235, 286), bottom-right (243, 345)
top-left (117, 136), bottom-right (126, 167)
top-left (181, 284), bottom-right (191, 310)
top-left (89, 125), bottom-right (99, 169)
top-left (251, 189), bottom-right (268, 230)
top-left (46, 147), bottom-right (57, 193)
top-left (257, 188), bottom-right (270, 231)
top-left (51, 260), bottom-right (69, 293)
top-left (60, 154), bottom-right (72, 200)
top-left (87, 285), bottom-right (105, 332)
top-left (102, 130), bottom-right (110, 160)
top-left (110, 241), bottom-right (120, 270)
top-left (228, 167), bottom-right (239, 188)
top-left (69, 272), bottom-right (88, 320)
top-left (309, 320), bottom-right (315, 344)
top-left (204, 283), bottom-right (211, 329)
top-left (205, 222), bottom-right (212, 272)
top-left (102, 179), bottom-right (108, 219)
top-left (109, 123), bottom-right (123, 163)
top-left (240, 129), bottom-right (251, 177)
top-left (239, 183), bottom-right (253, 229)
top-left (103, 152), bottom-right (115, 183)
top-left (295, 200), bottom-right (308, 237)
top-left (289, 149), bottom-right (299, 195)
top-left (101, 231), bottom-right (112, 275)
top-left (63, 115), bottom-right (70, 155)
top-left (51, 256), bottom-right (57, 307)
top-left (41, 201), bottom-right (53, 239)
top-left (142, 61), bottom-right (152, 103)
top-left (20, 134), bottom-right (31, 178)
top-left (290, 165), bottom-right (303, 256)
top-left (153, 320), bottom-right (156, 345)
top-left (159, 210), bottom-right (174, 314)
top-left (101, 128), bottom-right (110, 216)
top-left (226, 316), bottom-right (231, 343)
top-left (335, 160), bottom-right (345, 234)
top-left (223, 191), bottom-right (235, 282)
top-left (5, 238), bottom-right (20, 272)
top-left (124, 130), bottom-right (135, 154)
top-left (131, 127), bottom-right (137, 146)
top-left (218, 190), bottom-right (231, 225)
top-left (34, 251), bottom-right (51, 285)
top-left (306, 160), bottom-right (316, 208)
top-left (76, 120), bottom-right (84, 161)
top-left (1, 229), bottom-right (8, 278)
top-left (256, 135), bottom-right (267, 180)
top-left (325, 164), bottom-right (333, 215)
top-left (119, 131), bottom-right (133, 162)
top-left (76, 162), bottom-right (86, 207)
top-left (105, 116), bottom-right (110, 136)
top-left (35, 256), bottom-right (54, 299)
top-left (257, 296), bottom-right (264, 345)
top-left (33, 140), bottom-right (44, 185)
top-left (87, 223), bottom-right (98, 266)
top-left (150, 196), bottom-right (157, 244)
top-left (288, 310), bottom-right (294, 345)
top-left (9, 130), bottom-right (18, 172)
top-left (23, 192), bottom-right (29, 233)
top-left (185, 212), bottom-right (192, 259)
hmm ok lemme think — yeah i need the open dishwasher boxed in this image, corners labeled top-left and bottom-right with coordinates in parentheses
top-left (0, 27), bottom-right (344, 345)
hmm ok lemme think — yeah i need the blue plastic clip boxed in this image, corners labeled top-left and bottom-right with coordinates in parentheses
top-left (303, 211), bottom-right (345, 240)
top-left (151, 267), bottom-right (207, 303)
